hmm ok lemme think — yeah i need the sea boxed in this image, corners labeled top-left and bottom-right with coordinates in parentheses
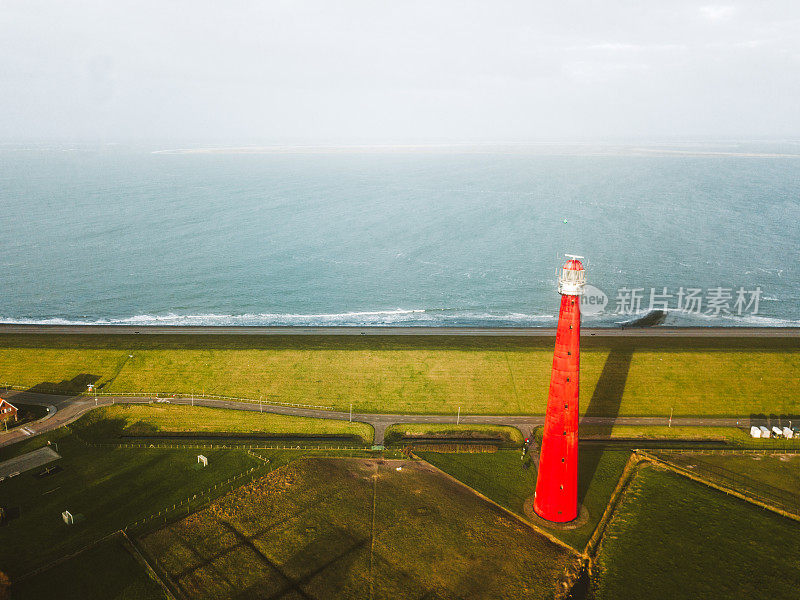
top-left (1, 142), bottom-right (798, 328)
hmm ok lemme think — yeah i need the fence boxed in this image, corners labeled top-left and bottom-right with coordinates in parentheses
top-left (119, 446), bottom-right (390, 534)
top-left (77, 439), bottom-right (370, 452)
top-left (646, 450), bottom-right (800, 519)
top-left (1, 383), bottom-right (334, 411)
top-left (405, 443), bottom-right (499, 453)
top-left (123, 455), bottom-right (273, 533)
top-left (655, 446), bottom-right (800, 456)
top-left (16, 452), bottom-right (275, 583)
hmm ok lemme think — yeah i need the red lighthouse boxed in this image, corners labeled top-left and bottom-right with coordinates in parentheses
top-left (533, 256), bottom-right (586, 523)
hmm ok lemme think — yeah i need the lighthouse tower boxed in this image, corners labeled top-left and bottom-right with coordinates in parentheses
top-left (533, 255), bottom-right (586, 523)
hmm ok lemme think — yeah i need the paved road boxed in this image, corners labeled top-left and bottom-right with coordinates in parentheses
top-left (0, 324), bottom-right (798, 337)
top-left (0, 390), bottom-right (760, 448)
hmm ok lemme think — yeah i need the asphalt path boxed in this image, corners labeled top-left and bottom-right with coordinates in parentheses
top-left (0, 390), bottom-right (759, 448)
top-left (0, 324), bottom-right (798, 337)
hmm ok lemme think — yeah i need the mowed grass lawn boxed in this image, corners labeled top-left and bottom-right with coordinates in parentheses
top-left (0, 429), bottom-right (263, 577)
top-left (591, 466), bottom-right (800, 599)
top-left (579, 425), bottom-right (800, 448)
top-left (11, 537), bottom-right (166, 600)
top-left (77, 404), bottom-right (374, 445)
top-left (418, 448), bottom-right (631, 550)
top-left (660, 452), bottom-right (800, 498)
top-left (140, 457), bottom-right (575, 600)
top-left (1, 334), bottom-right (798, 416)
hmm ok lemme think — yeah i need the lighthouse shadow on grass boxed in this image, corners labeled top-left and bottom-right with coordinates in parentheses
top-left (578, 347), bottom-right (633, 506)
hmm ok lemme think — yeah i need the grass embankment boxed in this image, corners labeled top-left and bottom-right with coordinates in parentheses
top-left (418, 449), bottom-right (630, 549)
top-left (384, 423), bottom-right (523, 447)
top-left (1, 334), bottom-right (798, 416)
top-left (591, 466), bottom-right (800, 599)
top-left (11, 537), bottom-right (166, 600)
top-left (141, 457), bottom-right (574, 599)
top-left (76, 404), bottom-right (374, 445)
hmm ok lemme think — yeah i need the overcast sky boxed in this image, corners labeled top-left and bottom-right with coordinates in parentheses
top-left (2, 1), bottom-right (799, 143)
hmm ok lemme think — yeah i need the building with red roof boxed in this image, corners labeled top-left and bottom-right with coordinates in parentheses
top-left (0, 399), bottom-right (18, 424)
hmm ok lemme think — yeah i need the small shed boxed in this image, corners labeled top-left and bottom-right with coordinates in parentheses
top-left (772, 426), bottom-right (783, 438)
top-left (750, 426), bottom-right (762, 438)
top-left (759, 426), bottom-right (771, 438)
top-left (782, 427), bottom-right (793, 439)
top-left (197, 455), bottom-right (208, 467)
top-left (0, 399), bottom-right (18, 423)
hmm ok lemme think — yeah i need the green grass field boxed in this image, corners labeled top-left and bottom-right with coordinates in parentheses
top-left (0, 426), bottom-right (265, 577)
top-left (655, 452), bottom-right (800, 516)
top-left (591, 465), bottom-right (800, 599)
top-left (383, 423), bottom-right (523, 446)
top-left (578, 424), bottom-right (800, 448)
top-left (1, 334), bottom-right (798, 416)
top-left (418, 448), bottom-right (631, 549)
top-left (140, 457), bottom-right (575, 599)
top-left (663, 452), bottom-right (800, 496)
top-left (75, 403), bottom-right (374, 445)
top-left (11, 537), bottom-right (166, 600)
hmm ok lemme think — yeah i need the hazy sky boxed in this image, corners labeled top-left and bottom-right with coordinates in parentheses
top-left (2, 1), bottom-right (799, 143)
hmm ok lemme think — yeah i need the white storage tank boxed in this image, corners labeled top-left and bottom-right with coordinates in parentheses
top-left (772, 426), bottom-right (783, 437)
top-left (750, 425), bottom-right (762, 438)
top-left (782, 427), bottom-right (793, 439)
top-left (759, 426), bottom-right (771, 438)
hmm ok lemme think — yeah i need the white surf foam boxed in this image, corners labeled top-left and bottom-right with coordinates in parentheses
top-left (2, 308), bottom-right (796, 328)
top-left (0, 309), bottom-right (556, 327)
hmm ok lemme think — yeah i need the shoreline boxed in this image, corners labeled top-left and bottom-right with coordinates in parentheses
top-left (0, 324), bottom-right (798, 337)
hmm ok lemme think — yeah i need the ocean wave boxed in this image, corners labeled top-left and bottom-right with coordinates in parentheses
top-left (2, 308), bottom-right (797, 328)
top-left (654, 308), bottom-right (800, 328)
top-left (0, 309), bottom-right (557, 327)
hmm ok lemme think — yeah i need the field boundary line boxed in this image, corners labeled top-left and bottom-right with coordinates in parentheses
top-left (583, 451), bottom-right (649, 560)
top-left (121, 530), bottom-right (181, 600)
top-left (70, 425), bottom-right (369, 452)
top-left (133, 458), bottom-right (305, 532)
top-left (0, 384), bottom-right (334, 411)
top-left (369, 461), bottom-right (378, 600)
top-left (639, 450), bottom-right (800, 523)
top-left (15, 530), bottom-right (122, 582)
top-left (123, 453), bottom-right (276, 532)
top-left (81, 440), bottom-right (368, 451)
top-left (246, 449), bottom-right (272, 463)
top-left (415, 455), bottom-right (581, 557)
top-left (654, 447), bottom-right (800, 455)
